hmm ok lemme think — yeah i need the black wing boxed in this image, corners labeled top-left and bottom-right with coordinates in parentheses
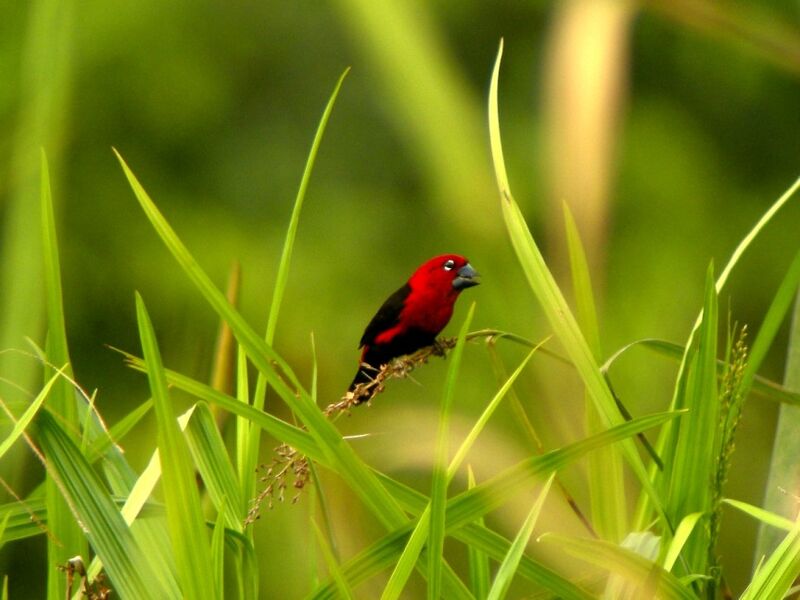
top-left (359, 283), bottom-right (411, 348)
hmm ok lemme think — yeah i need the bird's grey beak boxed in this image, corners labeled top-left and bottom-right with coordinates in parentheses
top-left (453, 263), bottom-right (480, 290)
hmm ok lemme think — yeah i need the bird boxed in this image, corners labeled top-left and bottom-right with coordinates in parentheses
top-left (348, 254), bottom-right (480, 402)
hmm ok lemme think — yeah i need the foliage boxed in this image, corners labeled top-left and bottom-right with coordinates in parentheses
top-left (2, 2), bottom-right (800, 598)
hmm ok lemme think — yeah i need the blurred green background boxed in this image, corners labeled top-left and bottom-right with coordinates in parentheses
top-left (2, 0), bottom-right (799, 597)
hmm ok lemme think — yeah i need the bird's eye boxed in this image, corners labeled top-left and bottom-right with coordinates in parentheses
top-left (443, 259), bottom-right (455, 271)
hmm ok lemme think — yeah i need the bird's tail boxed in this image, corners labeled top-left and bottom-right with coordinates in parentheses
top-left (348, 365), bottom-right (376, 404)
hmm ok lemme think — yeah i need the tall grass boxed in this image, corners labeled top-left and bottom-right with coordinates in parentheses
top-left (1, 43), bottom-right (800, 600)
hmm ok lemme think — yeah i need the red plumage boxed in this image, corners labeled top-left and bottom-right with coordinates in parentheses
top-left (349, 254), bottom-right (480, 401)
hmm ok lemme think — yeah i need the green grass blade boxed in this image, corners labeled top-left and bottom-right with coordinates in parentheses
top-left (264, 68), bottom-right (349, 346)
top-left (33, 410), bottom-right (166, 599)
top-left (85, 399), bottom-right (153, 464)
top-left (0, 367), bottom-right (63, 460)
top-left (753, 249), bottom-right (800, 559)
top-left (40, 150), bottom-right (88, 600)
top-left (247, 69), bottom-right (350, 520)
top-left (604, 338), bottom-right (800, 406)
top-left (741, 520), bottom-right (800, 600)
top-left (564, 201), bottom-right (625, 541)
top-left (185, 402), bottom-right (244, 530)
top-left (466, 467), bottom-right (490, 599)
top-left (724, 498), bottom-right (795, 531)
top-left (663, 512), bottom-right (703, 571)
top-left (312, 519), bottom-right (354, 600)
top-left (663, 263), bottom-right (718, 575)
top-left (234, 346), bottom-right (252, 502)
top-left (541, 534), bottom-right (694, 599)
top-left (381, 507), bottom-right (430, 600)
top-left (427, 303), bottom-right (475, 599)
top-left (211, 510), bottom-right (226, 598)
top-left (135, 293), bottom-right (216, 599)
top-left (122, 353), bottom-right (321, 461)
top-left (741, 249), bottom-right (800, 402)
top-left (486, 474), bottom-right (555, 600)
top-left (488, 39), bottom-right (665, 525)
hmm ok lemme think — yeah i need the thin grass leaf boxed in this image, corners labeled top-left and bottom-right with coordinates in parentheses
top-left (541, 534), bottom-right (694, 599)
top-left (603, 338), bottom-right (800, 406)
top-left (428, 303), bottom-right (475, 599)
top-left (85, 399), bottom-right (152, 464)
top-left (186, 402), bottom-right (244, 530)
top-left (564, 201), bottom-right (626, 542)
top-left (122, 352), bottom-right (321, 460)
top-left (312, 519), bottom-right (354, 600)
top-left (663, 512), bottom-right (703, 571)
top-left (234, 345), bottom-right (252, 502)
top-left (0, 511), bottom-right (11, 550)
top-left (741, 249), bottom-right (800, 403)
top-left (466, 467), bottom-right (490, 600)
top-left (40, 150), bottom-right (89, 600)
top-left (33, 410), bottom-right (167, 599)
top-left (40, 151), bottom-right (76, 422)
top-left (212, 509), bottom-right (227, 599)
top-left (487, 474), bottom-right (555, 600)
top-left (741, 520), bottom-right (800, 600)
top-left (724, 498), bottom-right (795, 531)
top-left (0, 367), bottom-right (63, 459)
top-left (248, 68), bottom-right (349, 505)
top-left (753, 249), bottom-right (800, 559)
top-left (135, 294), bottom-right (216, 599)
top-left (307, 333), bottom-right (339, 564)
top-left (488, 39), bottom-right (666, 526)
top-left (664, 263), bottom-right (718, 576)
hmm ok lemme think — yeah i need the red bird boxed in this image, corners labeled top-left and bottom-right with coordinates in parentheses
top-left (349, 254), bottom-right (480, 401)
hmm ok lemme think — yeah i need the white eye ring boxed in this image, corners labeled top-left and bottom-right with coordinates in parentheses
top-left (443, 259), bottom-right (455, 271)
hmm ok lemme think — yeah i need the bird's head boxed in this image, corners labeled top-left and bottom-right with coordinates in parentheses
top-left (409, 254), bottom-right (480, 294)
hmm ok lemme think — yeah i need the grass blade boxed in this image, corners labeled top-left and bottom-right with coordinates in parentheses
top-left (0, 367), bottom-right (63, 460)
top-left (663, 512), bottom-right (704, 571)
top-left (724, 498), bottom-right (795, 531)
top-left (33, 410), bottom-right (165, 599)
top-left (741, 520), bottom-right (800, 600)
top-left (40, 150), bottom-right (88, 599)
top-left (466, 467), bottom-right (489, 599)
top-left (564, 201), bottom-right (625, 541)
top-left (135, 293), bottom-right (215, 599)
top-left (488, 39), bottom-right (666, 525)
top-left (486, 474), bottom-right (555, 600)
top-left (185, 402), bottom-right (244, 530)
top-left (541, 533), bottom-right (694, 599)
top-left (603, 338), bottom-right (800, 406)
top-left (663, 263), bottom-right (718, 576)
top-left (248, 68), bottom-right (349, 509)
top-left (312, 519), bottom-right (354, 600)
top-left (754, 249), bottom-right (800, 559)
top-left (428, 303), bottom-right (475, 599)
